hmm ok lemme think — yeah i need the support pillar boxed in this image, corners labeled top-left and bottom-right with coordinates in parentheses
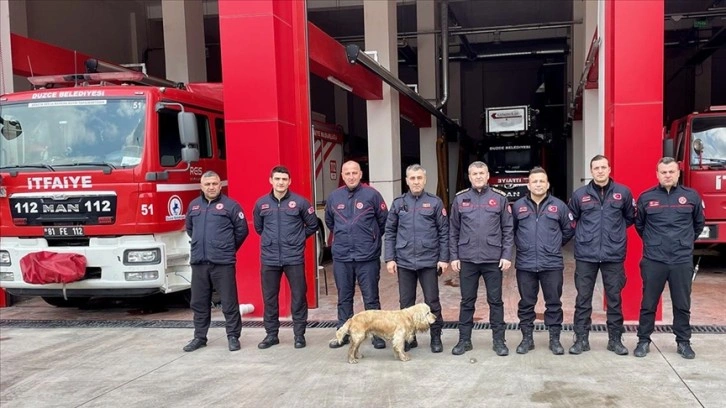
top-left (417, 0), bottom-right (438, 191)
top-left (218, 0), bottom-right (314, 315)
top-left (162, 0), bottom-right (207, 83)
top-left (0, 0), bottom-right (12, 95)
top-left (604, 0), bottom-right (664, 321)
top-left (364, 0), bottom-right (401, 204)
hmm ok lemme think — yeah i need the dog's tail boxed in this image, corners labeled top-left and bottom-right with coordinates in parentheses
top-left (333, 318), bottom-right (352, 344)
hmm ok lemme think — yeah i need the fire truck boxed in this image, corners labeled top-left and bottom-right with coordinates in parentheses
top-left (664, 106), bottom-right (726, 257)
top-left (0, 68), bottom-right (226, 306)
top-left (312, 117), bottom-right (343, 261)
top-left (480, 105), bottom-right (545, 201)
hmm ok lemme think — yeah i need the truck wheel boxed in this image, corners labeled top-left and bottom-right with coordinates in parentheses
top-left (41, 296), bottom-right (90, 308)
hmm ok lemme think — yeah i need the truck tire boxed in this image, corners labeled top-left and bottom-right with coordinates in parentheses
top-left (41, 296), bottom-right (90, 308)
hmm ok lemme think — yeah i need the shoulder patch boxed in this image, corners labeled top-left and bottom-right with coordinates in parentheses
top-left (455, 188), bottom-right (470, 196)
top-left (490, 187), bottom-right (507, 197)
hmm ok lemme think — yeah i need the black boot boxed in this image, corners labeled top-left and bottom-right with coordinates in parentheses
top-left (568, 332), bottom-right (590, 355)
top-left (404, 335), bottom-right (418, 352)
top-left (516, 327), bottom-right (535, 355)
top-left (548, 326), bottom-right (565, 355)
top-left (607, 329), bottom-right (629, 355)
top-left (451, 339), bottom-right (473, 355)
top-left (492, 333), bottom-right (509, 356)
top-left (634, 340), bottom-right (650, 357)
top-left (430, 330), bottom-right (443, 353)
top-left (677, 341), bottom-right (695, 359)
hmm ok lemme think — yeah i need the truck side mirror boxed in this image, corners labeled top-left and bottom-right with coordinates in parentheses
top-left (1, 119), bottom-right (23, 141)
top-left (663, 139), bottom-right (674, 158)
top-left (181, 147), bottom-right (199, 163)
top-left (692, 138), bottom-right (704, 155)
top-left (177, 112), bottom-right (199, 146)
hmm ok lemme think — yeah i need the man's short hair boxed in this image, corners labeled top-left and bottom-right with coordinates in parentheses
top-left (590, 154), bottom-right (609, 168)
top-left (270, 165), bottom-right (290, 178)
top-left (468, 161), bottom-right (488, 173)
top-left (658, 157), bottom-right (677, 167)
top-left (529, 166), bottom-right (547, 176)
top-left (406, 164), bottom-right (426, 176)
top-left (201, 170), bottom-right (220, 180)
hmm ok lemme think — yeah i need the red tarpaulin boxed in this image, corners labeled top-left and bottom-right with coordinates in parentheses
top-left (20, 252), bottom-right (87, 284)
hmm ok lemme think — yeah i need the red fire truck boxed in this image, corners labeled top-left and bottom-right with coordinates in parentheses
top-left (664, 106), bottom-right (726, 257)
top-left (480, 105), bottom-right (545, 201)
top-left (0, 71), bottom-right (226, 306)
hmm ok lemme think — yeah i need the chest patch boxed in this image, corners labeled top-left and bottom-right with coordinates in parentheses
top-left (462, 200), bottom-right (471, 207)
top-left (192, 205), bottom-right (200, 211)
top-left (581, 196), bottom-right (592, 203)
top-left (518, 206), bottom-right (527, 213)
top-left (488, 199), bottom-right (497, 207)
top-left (422, 202), bottom-right (431, 208)
top-left (613, 193), bottom-right (622, 200)
top-left (337, 204), bottom-right (345, 210)
top-left (261, 203), bottom-right (270, 210)
top-left (288, 201), bottom-right (297, 209)
top-left (548, 205), bottom-right (558, 213)
top-left (648, 201), bottom-right (660, 207)
top-left (356, 202), bottom-right (364, 209)
top-left (678, 196), bottom-right (687, 205)
top-left (215, 203), bottom-right (224, 210)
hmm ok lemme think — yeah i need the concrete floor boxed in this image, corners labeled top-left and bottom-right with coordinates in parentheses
top-left (1, 327), bottom-right (724, 408)
top-left (1, 245), bottom-right (725, 407)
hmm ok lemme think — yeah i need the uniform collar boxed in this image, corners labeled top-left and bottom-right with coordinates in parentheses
top-left (269, 189), bottom-right (291, 202)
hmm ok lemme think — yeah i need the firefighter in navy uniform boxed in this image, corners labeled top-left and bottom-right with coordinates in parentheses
top-left (385, 164), bottom-right (449, 353)
top-left (513, 167), bottom-right (575, 355)
top-left (253, 166), bottom-right (319, 350)
top-left (568, 155), bottom-right (635, 356)
top-left (634, 157), bottom-right (705, 359)
top-left (326, 160), bottom-right (389, 350)
top-left (183, 170), bottom-right (249, 352)
top-left (449, 161), bottom-right (514, 357)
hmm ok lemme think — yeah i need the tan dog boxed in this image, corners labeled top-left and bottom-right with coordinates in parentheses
top-left (329, 303), bottom-right (437, 364)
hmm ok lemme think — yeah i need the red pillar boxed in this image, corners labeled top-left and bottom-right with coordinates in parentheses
top-left (218, 0), bottom-right (315, 317)
top-left (605, 0), bottom-right (664, 321)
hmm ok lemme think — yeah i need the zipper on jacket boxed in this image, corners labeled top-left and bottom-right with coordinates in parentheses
top-left (277, 198), bottom-right (283, 267)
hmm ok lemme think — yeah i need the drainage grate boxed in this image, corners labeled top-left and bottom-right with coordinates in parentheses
top-left (1, 319), bottom-right (725, 333)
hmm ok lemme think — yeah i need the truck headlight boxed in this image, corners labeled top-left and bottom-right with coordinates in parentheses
top-left (124, 271), bottom-right (159, 281)
top-left (123, 249), bottom-right (161, 265)
top-left (0, 251), bottom-right (10, 266)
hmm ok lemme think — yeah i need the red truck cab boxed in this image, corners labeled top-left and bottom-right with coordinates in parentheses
top-left (664, 106), bottom-right (726, 256)
top-left (0, 73), bottom-right (226, 306)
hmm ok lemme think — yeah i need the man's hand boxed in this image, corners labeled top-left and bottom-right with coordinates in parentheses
top-left (386, 261), bottom-right (398, 275)
top-left (437, 261), bottom-right (449, 271)
top-left (451, 260), bottom-right (461, 273)
top-left (499, 259), bottom-right (511, 272)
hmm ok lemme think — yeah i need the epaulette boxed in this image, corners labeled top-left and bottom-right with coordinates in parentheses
top-left (392, 194), bottom-right (406, 203)
top-left (490, 187), bottom-right (507, 197)
top-left (455, 188), bottom-right (470, 196)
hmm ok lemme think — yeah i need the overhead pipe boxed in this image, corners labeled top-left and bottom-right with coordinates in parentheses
top-left (335, 21), bottom-right (580, 43)
top-left (436, 0), bottom-right (449, 110)
top-left (345, 44), bottom-right (461, 132)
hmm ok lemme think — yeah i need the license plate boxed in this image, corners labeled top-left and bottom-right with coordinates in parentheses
top-left (43, 226), bottom-right (85, 237)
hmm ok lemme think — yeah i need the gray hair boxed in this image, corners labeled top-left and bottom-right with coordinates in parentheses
top-left (658, 157), bottom-right (677, 168)
top-left (468, 161), bottom-right (488, 173)
top-left (405, 164), bottom-right (427, 176)
top-left (201, 170), bottom-right (220, 180)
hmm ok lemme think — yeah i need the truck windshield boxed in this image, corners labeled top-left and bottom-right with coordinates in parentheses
top-left (0, 98), bottom-right (146, 170)
top-left (486, 144), bottom-right (532, 174)
top-left (691, 115), bottom-right (726, 167)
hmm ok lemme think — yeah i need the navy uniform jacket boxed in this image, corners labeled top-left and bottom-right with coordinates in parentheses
top-left (568, 179), bottom-right (636, 263)
top-left (449, 187), bottom-right (514, 263)
top-left (635, 184), bottom-right (705, 265)
top-left (186, 193), bottom-right (249, 265)
top-left (513, 194), bottom-right (575, 271)
top-left (325, 184), bottom-right (388, 262)
top-left (384, 191), bottom-right (449, 270)
top-left (253, 190), bottom-right (318, 266)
